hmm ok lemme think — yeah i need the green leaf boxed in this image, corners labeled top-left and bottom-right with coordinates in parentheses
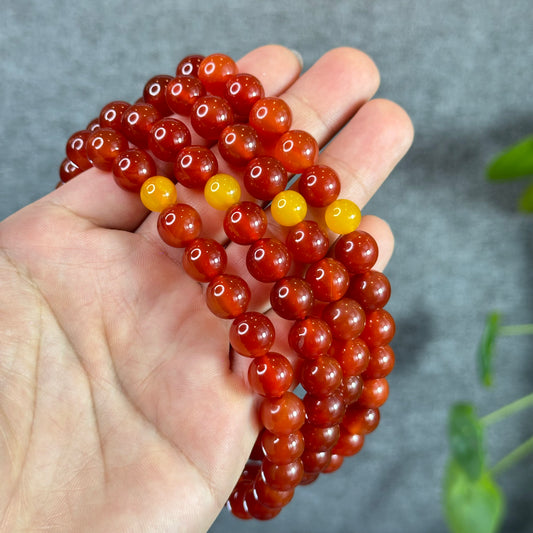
top-left (444, 460), bottom-right (505, 533)
top-left (477, 311), bottom-right (501, 387)
top-left (449, 403), bottom-right (485, 480)
top-left (518, 182), bottom-right (533, 213)
top-left (487, 136), bottom-right (533, 181)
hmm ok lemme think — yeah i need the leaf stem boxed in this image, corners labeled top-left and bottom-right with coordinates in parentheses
top-left (481, 392), bottom-right (533, 426)
top-left (499, 323), bottom-right (533, 336)
top-left (492, 434), bottom-right (533, 477)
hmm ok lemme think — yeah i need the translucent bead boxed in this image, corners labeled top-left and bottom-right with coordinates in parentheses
top-left (198, 53), bottom-right (238, 96)
top-left (322, 298), bottom-right (366, 341)
top-left (335, 230), bottom-right (378, 273)
top-left (191, 96), bottom-right (234, 140)
top-left (300, 423), bottom-right (340, 452)
top-left (121, 103), bottom-right (162, 149)
top-left (324, 199), bottom-right (362, 234)
top-left (218, 124), bottom-right (259, 167)
top-left (260, 392), bottom-right (306, 435)
top-left (285, 221), bottom-right (329, 264)
top-left (243, 156), bottom-right (288, 201)
top-left (274, 130), bottom-right (319, 174)
top-left (140, 176), bottom-right (177, 212)
top-left (143, 74), bottom-right (173, 116)
top-left (298, 164), bottom-right (340, 207)
top-left (260, 430), bottom-right (304, 464)
top-left (332, 428), bottom-right (364, 457)
top-left (86, 128), bottom-right (129, 171)
top-left (157, 203), bottom-right (202, 247)
top-left (229, 312), bottom-right (275, 357)
top-left (340, 375), bottom-right (364, 405)
top-left (271, 190), bottom-right (307, 227)
top-left (176, 54), bottom-right (205, 77)
top-left (204, 173), bottom-right (241, 210)
top-left (99, 100), bottom-right (130, 131)
top-left (359, 309), bottom-right (395, 348)
top-left (342, 405), bottom-right (380, 435)
top-left (249, 97), bottom-right (292, 140)
top-left (260, 458), bottom-right (304, 491)
top-left (253, 476), bottom-right (294, 509)
top-left (113, 149), bottom-right (156, 193)
top-left (246, 238), bottom-right (291, 283)
top-left (323, 453), bottom-right (344, 473)
top-left (288, 317), bottom-right (332, 359)
top-left (223, 202), bottom-right (268, 245)
top-left (65, 130), bottom-right (92, 170)
top-left (305, 258), bottom-right (349, 302)
top-left (299, 356), bottom-right (343, 397)
top-left (357, 378), bottom-right (389, 408)
top-left (206, 275), bottom-right (250, 319)
top-left (59, 158), bottom-right (82, 183)
top-left (245, 490), bottom-right (282, 520)
top-left (225, 73), bottom-right (265, 118)
top-left (182, 238), bottom-right (227, 282)
top-left (362, 345), bottom-right (395, 379)
top-left (174, 146), bottom-right (218, 189)
top-left (248, 352), bottom-right (294, 397)
top-left (301, 449), bottom-right (331, 474)
top-left (166, 75), bottom-right (206, 115)
top-left (303, 391), bottom-right (346, 427)
top-left (270, 277), bottom-right (314, 320)
top-left (328, 338), bottom-right (370, 377)
top-left (148, 117), bottom-right (191, 162)
top-left (347, 270), bottom-right (391, 310)
top-left (86, 117), bottom-right (100, 132)
top-left (227, 483), bottom-right (252, 520)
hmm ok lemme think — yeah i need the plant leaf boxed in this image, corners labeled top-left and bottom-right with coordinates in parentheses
top-left (518, 182), bottom-right (533, 213)
top-left (487, 136), bottom-right (533, 181)
top-left (444, 460), bottom-right (505, 533)
top-left (449, 403), bottom-right (485, 480)
top-left (477, 311), bottom-right (501, 387)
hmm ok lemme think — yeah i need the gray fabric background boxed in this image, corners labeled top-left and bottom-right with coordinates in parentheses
top-left (1, 1), bottom-right (532, 532)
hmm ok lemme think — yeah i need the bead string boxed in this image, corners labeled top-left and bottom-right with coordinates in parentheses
top-left (60, 53), bottom-right (396, 521)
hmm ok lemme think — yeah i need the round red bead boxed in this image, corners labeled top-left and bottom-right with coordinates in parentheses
top-left (322, 298), bottom-right (366, 341)
top-left (157, 203), bottom-right (202, 248)
top-left (260, 391), bottom-right (305, 435)
top-left (229, 312), bottom-right (275, 357)
top-left (348, 270), bottom-right (391, 311)
top-left (335, 230), bottom-right (379, 274)
top-left (227, 483), bottom-right (252, 520)
top-left (190, 96), bottom-right (234, 140)
top-left (340, 375), bottom-right (364, 405)
top-left (243, 156), bottom-right (288, 201)
top-left (112, 149), bottom-right (157, 192)
top-left (246, 238), bottom-right (291, 283)
top-left (218, 124), bottom-right (259, 166)
top-left (59, 158), bottom-right (82, 182)
top-left (299, 356), bottom-right (343, 397)
top-left (166, 75), bottom-right (206, 116)
top-left (174, 146), bottom-right (218, 189)
top-left (300, 423), bottom-right (340, 452)
top-left (245, 490), bottom-right (282, 520)
top-left (285, 220), bottom-right (329, 264)
top-left (303, 391), bottom-right (346, 427)
top-left (86, 128), bottom-right (129, 171)
top-left (148, 117), bottom-right (191, 162)
top-left (198, 53), bottom-right (238, 96)
top-left (249, 97), bottom-right (292, 140)
top-left (223, 201), bottom-right (267, 245)
top-left (65, 130), bottom-right (92, 170)
top-left (260, 458), bottom-right (304, 491)
top-left (274, 130), bottom-right (319, 174)
top-left (143, 75), bottom-right (173, 115)
top-left (329, 338), bottom-right (370, 377)
top-left (298, 165), bottom-right (341, 207)
top-left (260, 430), bottom-right (304, 464)
top-left (253, 476), bottom-right (294, 509)
top-left (362, 345), bottom-right (395, 379)
top-left (248, 352), bottom-right (293, 397)
top-left (99, 100), bottom-right (130, 132)
top-left (305, 258), bottom-right (350, 302)
top-left (270, 277), bottom-right (314, 320)
top-left (323, 453), bottom-right (344, 473)
top-left (332, 428), bottom-right (365, 457)
top-left (182, 238), bottom-right (227, 282)
top-left (225, 73), bottom-right (265, 118)
top-left (121, 103), bottom-right (162, 148)
top-left (359, 309), bottom-right (395, 347)
top-left (288, 317), bottom-right (332, 359)
top-left (358, 378), bottom-right (389, 408)
top-left (342, 405), bottom-right (380, 435)
top-left (301, 449), bottom-right (331, 474)
top-left (176, 54), bottom-right (205, 77)
top-left (206, 275), bottom-right (251, 319)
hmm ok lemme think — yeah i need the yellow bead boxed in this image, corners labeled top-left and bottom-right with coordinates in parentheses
top-left (271, 190), bottom-right (308, 226)
top-left (204, 173), bottom-right (241, 210)
top-left (140, 176), bottom-right (178, 212)
top-left (325, 199), bottom-right (361, 234)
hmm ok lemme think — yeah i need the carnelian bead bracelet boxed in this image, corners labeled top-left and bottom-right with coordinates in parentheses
top-left (59, 52), bottom-right (396, 521)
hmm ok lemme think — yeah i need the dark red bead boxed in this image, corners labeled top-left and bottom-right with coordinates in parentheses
top-left (198, 53), bottom-right (238, 96)
top-left (340, 375), bottom-right (364, 405)
top-left (65, 130), bottom-right (92, 170)
top-left (260, 430), bottom-right (304, 464)
top-left (143, 74), bottom-right (173, 115)
top-left (362, 345), bottom-right (395, 379)
top-left (227, 483), bottom-right (253, 520)
top-left (303, 391), bottom-right (346, 427)
top-left (300, 423), bottom-right (340, 452)
top-left (359, 309), bottom-right (395, 348)
top-left (329, 338), bottom-right (370, 377)
top-left (157, 203), bottom-right (202, 248)
top-left (285, 220), bottom-right (329, 264)
top-left (300, 472), bottom-right (320, 485)
top-left (249, 97), bottom-right (292, 140)
top-left (343, 405), bottom-right (380, 435)
top-left (244, 490), bottom-right (282, 520)
top-left (166, 75), bottom-right (206, 116)
top-left (223, 201), bottom-right (267, 245)
top-left (174, 146), bottom-right (218, 189)
top-left (59, 158), bottom-right (82, 182)
top-left (358, 378), bottom-right (389, 408)
top-left (347, 270), bottom-right (391, 311)
top-left (299, 356), bottom-right (342, 397)
top-left (323, 453), bottom-right (344, 473)
top-left (190, 96), bottom-right (234, 140)
top-left (270, 277), bottom-right (314, 320)
top-left (298, 165), bottom-right (340, 207)
top-left (229, 312), bottom-right (275, 357)
top-left (86, 128), bottom-right (129, 171)
top-left (305, 258), bottom-right (350, 302)
top-left (121, 103), bottom-right (162, 149)
top-left (248, 352), bottom-right (293, 397)
top-left (334, 230), bottom-right (379, 274)
top-left (218, 124), bottom-right (259, 166)
top-left (260, 458), bottom-right (304, 491)
top-left (176, 54), bottom-right (205, 77)
top-left (112, 149), bottom-right (157, 192)
top-left (99, 100), bottom-right (130, 132)
top-left (86, 117), bottom-right (100, 132)
top-left (274, 130), bottom-right (319, 174)
top-left (322, 298), bottom-right (366, 341)
top-left (288, 317), bottom-right (332, 359)
top-left (243, 156), bottom-right (288, 201)
top-left (253, 476), bottom-right (294, 509)
top-left (182, 238), bottom-right (227, 282)
top-left (332, 428), bottom-right (365, 457)
top-left (225, 73), bottom-right (265, 118)
top-left (148, 117), bottom-right (191, 162)
top-left (206, 275), bottom-right (251, 319)
top-left (246, 238), bottom-right (291, 283)
top-left (260, 392), bottom-right (305, 435)
top-left (301, 449), bottom-right (332, 474)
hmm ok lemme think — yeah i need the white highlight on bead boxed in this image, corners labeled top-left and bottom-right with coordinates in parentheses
top-left (182, 63), bottom-right (193, 75)
top-left (229, 81), bottom-right (241, 95)
top-left (307, 174), bottom-right (317, 186)
top-left (250, 165), bottom-right (262, 178)
top-left (180, 154), bottom-right (193, 168)
top-left (204, 62), bottom-right (216, 75)
top-left (277, 198), bottom-right (287, 209)
top-left (92, 136), bottom-right (104, 149)
top-left (256, 106), bottom-right (268, 119)
top-left (282, 139), bottom-right (294, 152)
top-left (278, 287), bottom-right (289, 299)
top-left (237, 322), bottom-right (250, 335)
top-left (72, 138), bottom-right (84, 150)
top-left (225, 132), bottom-right (236, 145)
top-left (333, 207), bottom-right (342, 217)
top-left (254, 248), bottom-right (265, 261)
top-left (149, 84), bottom-right (161, 96)
top-left (196, 104), bottom-right (209, 118)
top-left (164, 212), bottom-right (176, 225)
top-left (230, 211), bottom-right (242, 223)
top-left (146, 183), bottom-right (156, 194)
top-left (127, 111), bottom-right (140, 125)
top-left (171, 83), bottom-right (183, 96)
top-left (104, 109), bottom-right (117, 122)
top-left (316, 268), bottom-right (325, 281)
top-left (210, 181), bottom-right (220, 192)
top-left (190, 247), bottom-right (202, 261)
top-left (213, 283), bottom-right (225, 297)
top-left (154, 127), bottom-right (166, 141)
top-left (345, 241), bottom-right (354, 252)
top-left (294, 230), bottom-right (305, 243)
top-left (119, 158), bottom-right (131, 171)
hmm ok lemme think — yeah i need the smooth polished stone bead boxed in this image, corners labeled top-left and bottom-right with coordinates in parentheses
top-left (335, 230), bottom-right (379, 274)
top-left (176, 54), bottom-right (205, 77)
top-left (229, 312), bottom-right (275, 357)
top-left (299, 356), bottom-right (343, 397)
top-left (359, 309), bottom-right (395, 347)
top-left (166, 75), bottom-right (206, 116)
top-left (271, 190), bottom-right (307, 227)
top-left (223, 201), bottom-right (268, 244)
top-left (342, 405), bottom-right (380, 435)
top-left (300, 423), bottom-right (340, 452)
top-left (249, 97), bottom-right (292, 140)
top-left (248, 352), bottom-right (293, 397)
top-left (298, 164), bottom-right (341, 207)
top-left (86, 128), bottom-right (129, 171)
top-left (303, 391), bottom-right (346, 427)
top-left (143, 74), bottom-right (173, 115)
top-left (260, 459), bottom-right (304, 491)
top-left (285, 220), bottom-right (329, 264)
top-left (274, 130), bottom-right (319, 174)
top-left (191, 96), bottom-right (234, 140)
top-left (204, 173), bottom-right (241, 210)
top-left (198, 53), bottom-right (238, 96)
top-left (218, 124), bottom-right (259, 166)
top-left (270, 277), bottom-right (314, 320)
top-left (174, 145), bottom-right (218, 189)
top-left (301, 449), bottom-right (332, 474)
top-left (328, 338), bottom-right (370, 377)
top-left (99, 100), bottom-right (130, 132)
top-left (253, 476), bottom-right (294, 509)
top-left (322, 298), bottom-right (366, 341)
top-left (86, 117), bottom-right (100, 132)
top-left (59, 158), bottom-right (82, 182)
top-left (322, 453), bottom-right (344, 473)
top-left (182, 238), bottom-right (227, 282)
top-left (331, 428), bottom-right (364, 457)
top-left (348, 270), bottom-right (391, 311)
top-left (288, 317), bottom-right (332, 359)
top-left (206, 274), bottom-right (250, 319)
top-left (65, 130), bottom-right (92, 170)
top-left (260, 391), bottom-right (305, 435)
top-left (340, 375), bottom-right (364, 405)
top-left (246, 238), bottom-right (291, 282)
top-left (362, 345), bottom-right (395, 379)
top-left (227, 483), bottom-right (253, 520)
top-left (245, 490), bottom-right (282, 520)
top-left (225, 73), bottom-right (265, 118)
top-left (260, 430), bottom-right (304, 465)
top-left (121, 103), bottom-right (162, 149)
top-left (325, 198), bottom-right (362, 235)
top-left (243, 156), bottom-right (288, 201)
top-left (357, 378), bottom-right (389, 408)
top-left (140, 175), bottom-right (177, 211)
top-left (148, 117), bottom-right (191, 162)
top-left (113, 149), bottom-right (157, 193)
top-left (305, 258), bottom-right (350, 302)
top-left (157, 203), bottom-right (202, 247)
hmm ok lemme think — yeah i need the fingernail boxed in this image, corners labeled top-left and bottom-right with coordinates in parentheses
top-left (290, 49), bottom-right (304, 68)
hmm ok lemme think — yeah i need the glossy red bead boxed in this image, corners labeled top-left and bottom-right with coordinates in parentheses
top-left (86, 117), bottom-right (100, 132)
top-left (244, 490), bottom-right (281, 520)
top-left (298, 165), bottom-right (341, 207)
top-left (99, 100), bottom-right (130, 132)
top-left (112, 149), bottom-right (157, 192)
top-left (174, 146), bottom-right (218, 189)
top-left (225, 73), bottom-right (265, 118)
top-left (270, 277), bottom-right (314, 320)
top-left (253, 476), bottom-right (294, 509)
top-left (148, 117), bottom-right (191, 162)
top-left (288, 317), bottom-right (332, 359)
top-left (59, 158), bottom-right (82, 182)
top-left (143, 74), bottom-right (173, 115)
top-left (323, 453), bottom-right (344, 473)
top-left (218, 124), bottom-right (259, 166)
top-left (249, 97), bottom-right (292, 140)
top-left (332, 428), bottom-right (365, 457)
top-left (121, 103), bottom-right (162, 148)
top-left (246, 238), bottom-right (291, 283)
top-left (362, 345), bottom-right (395, 379)
top-left (65, 130), bottom-right (92, 170)
top-left (182, 238), bottom-right (227, 282)
top-left (157, 203), bottom-right (202, 248)
top-left (348, 270), bottom-right (391, 311)
top-left (300, 423), bottom-right (340, 452)
top-left (198, 53), bottom-right (238, 96)
top-left (329, 338), bottom-right (370, 377)
top-left (176, 54), bottom-right (205, 77)
top-left (227, 482), bottom-right (252, 520)
top-left (299, 356), bottom-right (343, 397)
top-left (274, 130), bottom-right (319, 174)
top-left (223, 201), bottom-right (267, 245)
top-left (243, 156), bottom-right (288, 201)
top-left (322, 298), bottom-right (366, 341)
top-left (303, 391), bottom-right (346, 427)
top-left (301, 449), bottom-right (331, 474)
top-left (260, 430), bottom-right (304, 464)
top-left (334, 230), bottom-right (379, 274)
top-left (300, 472), bottom-right (320, 485)
top-left (358, 378), bottom-right (389, 408)
top-left (260, 391), bottom-right (305, 435)
top-left (166, 75), bottom-right (206, 116)
top-left (86, 128), bottom-right (129, 171)
top-left (340, 375), bottom-right (364, 405)
top-left (190, 96), bottom-right (234, 140)
top-left (305, 258), bottom-right (350, 302)
top-left (343, 405), bottom-right (380, 435)
top-left (359, 309), bottom-right (395, 348)
top-left (248, 352), bottom-right (293, 396)
top-left (229, 312), bottom-right (275, 357)
top-left (260, 458), bottom-right (304, 491)
top-left (206, 275), bottom-right (251, 319)
top-left (285, 220), bottom-right (329, 264)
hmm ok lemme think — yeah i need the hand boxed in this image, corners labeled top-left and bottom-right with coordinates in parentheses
top-left (0, 45), bottom-right (413, 532)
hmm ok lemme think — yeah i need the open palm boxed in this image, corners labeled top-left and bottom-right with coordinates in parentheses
top-left (0, 45), bottom-right (413, 532)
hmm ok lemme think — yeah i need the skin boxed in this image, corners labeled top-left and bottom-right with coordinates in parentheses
top-left (0, 45), bottom-right (414, 532)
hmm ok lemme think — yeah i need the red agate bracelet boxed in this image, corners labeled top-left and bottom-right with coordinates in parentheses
top-left (60, 52), bottom-right (396, 521)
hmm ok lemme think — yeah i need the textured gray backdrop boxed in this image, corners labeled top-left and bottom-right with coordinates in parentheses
top-left (1, 1), bottom-right (532, 532)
